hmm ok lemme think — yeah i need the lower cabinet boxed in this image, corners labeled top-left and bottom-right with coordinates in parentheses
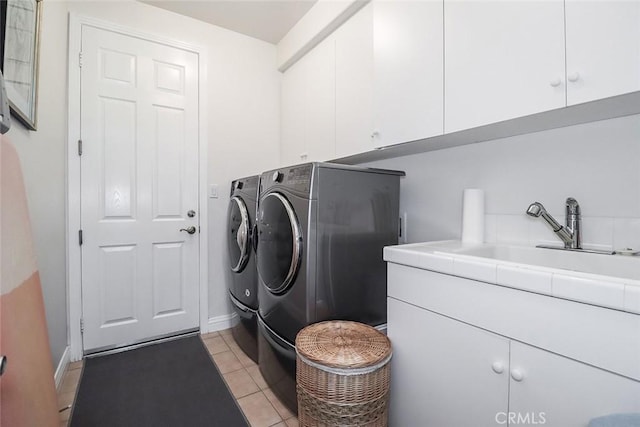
top-left (388, 297), bottom-right (509, 426)
top-left (509, 341), bottom-right (640, 427)
top-left (388, 297), bottom-right (640, 427)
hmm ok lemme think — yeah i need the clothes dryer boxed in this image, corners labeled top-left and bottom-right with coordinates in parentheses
top-left (226, 175), bottom-right (259, 363)
top-left (255, 163), bottom-right (404, 412)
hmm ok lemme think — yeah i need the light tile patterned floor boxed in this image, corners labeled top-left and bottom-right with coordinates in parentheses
top-left (56, 329), bottom-right (298, 427)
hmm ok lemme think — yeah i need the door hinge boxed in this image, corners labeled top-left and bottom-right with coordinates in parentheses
top-left (77, 139), bottom-right (83, 156)
top-left (80, 318), bottom-right (84, 334)
top-left (78, 51), bottom-right (83, 68)
top-left (79, 229), bottom-right (83, 246)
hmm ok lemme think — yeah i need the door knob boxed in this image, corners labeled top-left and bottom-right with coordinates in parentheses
top-left (180, 226), bottom-right (197, 235)
top-left (0, 355), bottom-right (7, 376)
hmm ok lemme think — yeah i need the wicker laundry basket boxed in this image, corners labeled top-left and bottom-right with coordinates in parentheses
top-left (295, 321), bottom-right (392, 427)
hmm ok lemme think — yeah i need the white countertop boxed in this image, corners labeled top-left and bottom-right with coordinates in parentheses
top-left (384, 240), bottom-right (640, 315)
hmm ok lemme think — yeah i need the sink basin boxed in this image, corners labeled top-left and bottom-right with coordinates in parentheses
top-left (438, 244), bottom-right (640, 281)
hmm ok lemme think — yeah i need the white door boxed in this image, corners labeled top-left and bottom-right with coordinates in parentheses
top-left (280, 36), bottom-right (335, 165)
top-left (387, 298), bottom-right (510, 427)
top-left (80, 26), bottom-right (200, 352)
top-left (565, 0), bottom-right (640, 106)
top-left (301, 35), bottom-right (336, 163)
top-left (373, 0), bottom-right (444, 147)
top-left (444, 0), bottom-right (565, 133)
top-left (335, 2), bottom-right (374, 158)
top-left (509, 342), bottom-right (640, 426)
top-left (280, 54), bottom-right (306, 166)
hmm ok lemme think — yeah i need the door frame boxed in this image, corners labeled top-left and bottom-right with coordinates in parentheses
top-left (66, 14), bottom-right (209, 361)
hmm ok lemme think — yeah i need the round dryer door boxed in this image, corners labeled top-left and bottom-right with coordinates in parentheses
top-left (256, 192), bottom-right (302, 294)
top-left (228, 196), bottom-right (251, 273)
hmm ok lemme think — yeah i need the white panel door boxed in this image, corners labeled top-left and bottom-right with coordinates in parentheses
top-left (373, 0), bottom-right (444, 147)
top-left (80, 26), bottom-right (200, 352)
top-left (509, 342), bottom-right (640, 426)
top-left (388, 298), bottom-right (510, 427)
top-left (444, 0), bottom-right (565, 133)
top-left (565, 0), bottom-right (640, 106)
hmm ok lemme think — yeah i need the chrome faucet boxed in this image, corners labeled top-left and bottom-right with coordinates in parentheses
top-left (526, 198), bottom-right (582, 249)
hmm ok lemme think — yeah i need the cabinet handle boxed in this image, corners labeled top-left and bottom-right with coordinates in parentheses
top-left (491, 361), bottom-right (505, 374)
top-left (549, 78), bottom-right (563, 88)
top-left (568, 72), bottom-right (580, 83)
top-left (510, 368), bottom-right (525, 382)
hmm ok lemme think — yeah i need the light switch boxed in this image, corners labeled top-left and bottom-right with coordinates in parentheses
top-left (209, 184), bottom-right (219, 199)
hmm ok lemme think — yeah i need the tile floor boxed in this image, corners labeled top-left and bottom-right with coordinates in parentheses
top-left (56, 328), bottom-right (298, 427)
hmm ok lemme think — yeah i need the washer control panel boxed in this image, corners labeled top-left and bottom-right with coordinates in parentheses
top-left (261, 164), bottom-right (312, 194)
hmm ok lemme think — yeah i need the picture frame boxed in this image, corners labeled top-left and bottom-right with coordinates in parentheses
top-left (0, 0), bottom-right (42, 130)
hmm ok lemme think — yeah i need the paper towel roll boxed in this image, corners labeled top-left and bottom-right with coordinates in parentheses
top-left (461, 189), bottom-right (485, 244)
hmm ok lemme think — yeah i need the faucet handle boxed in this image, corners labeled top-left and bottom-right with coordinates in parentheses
top-left (565, 197), bottom-right (581, 216)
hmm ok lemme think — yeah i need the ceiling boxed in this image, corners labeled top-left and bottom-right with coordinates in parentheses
top-left (140, 0), bottom-right (317, 44)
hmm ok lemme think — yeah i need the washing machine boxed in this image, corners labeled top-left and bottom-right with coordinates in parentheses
top-left (255, 162), bottom-right (404, 412)
top-left (226, 175), bottom-right (259, 363)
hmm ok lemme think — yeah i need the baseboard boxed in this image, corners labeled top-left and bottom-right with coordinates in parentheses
top-left (54, 346), bottom-right (71, 390)
top-left (203, 312), bottom-right (237, 334)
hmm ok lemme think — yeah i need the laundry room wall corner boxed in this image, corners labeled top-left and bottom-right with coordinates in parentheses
top-left (204, 24), bottom-right (281, 323)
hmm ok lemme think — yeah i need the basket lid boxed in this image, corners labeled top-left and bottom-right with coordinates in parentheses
top-left (295, 321), bottom-right (391, 369)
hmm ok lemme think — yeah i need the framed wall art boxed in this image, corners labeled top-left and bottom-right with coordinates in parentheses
top-left (0, 0), bottom-right (42, 130)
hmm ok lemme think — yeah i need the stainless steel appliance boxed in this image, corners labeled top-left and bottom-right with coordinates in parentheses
top-left (255, 162), bottom-right (404, 412)
top-left (226, 175), bottom-right (260, 363)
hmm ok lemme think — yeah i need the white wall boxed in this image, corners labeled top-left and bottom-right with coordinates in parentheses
top-left (8, 1), bottom-right (71, 367)
top-left (6, 0), bottom-right (280, 367)
top-left (365, 114), bottom-right (640, 252)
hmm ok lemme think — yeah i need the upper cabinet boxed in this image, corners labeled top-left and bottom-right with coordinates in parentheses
top-left (444, 0), bottom-right (640, 133)
top-left (373, 0), bottom-right (444, 147)
top-left (335, 3), bottom-right (374, 158)
top-left (565, 1), bottom-right (640, 105)
top-left (280, 35), bottom-right (336, 166)
top-left (280, 0), bottom-right (640, 165)
top-left (281, 53), bottom-right (307, 166)
top-left (304, 37), bottom-right (336, 163)
top-left (444, 0), bottom-right (566, 133)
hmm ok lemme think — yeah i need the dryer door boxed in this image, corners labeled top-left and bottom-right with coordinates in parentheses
top-left (256, 192), bottom-right (302, 294)
top-left (228, 196), bottom-right (251, 273)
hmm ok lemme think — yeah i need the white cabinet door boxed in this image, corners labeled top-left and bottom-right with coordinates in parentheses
top-left (281, 36), bottom-right (335, 165)
top-left (281, 57), bottom-right (306, 166)
top-left (373, 0), bottom-right (444, 148)
top-left (335, 3), bottom-right (374, 158)
top-left (303, 36), bottom-right (336, 162)
top-left (565, 0), bottom-right (640, 106)
top-left (388, 298), bottom-right (510, 427)
top-left (509, 342), bottom-right (640, 427)
top-left (444, 0), bottom-right (565, 133)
